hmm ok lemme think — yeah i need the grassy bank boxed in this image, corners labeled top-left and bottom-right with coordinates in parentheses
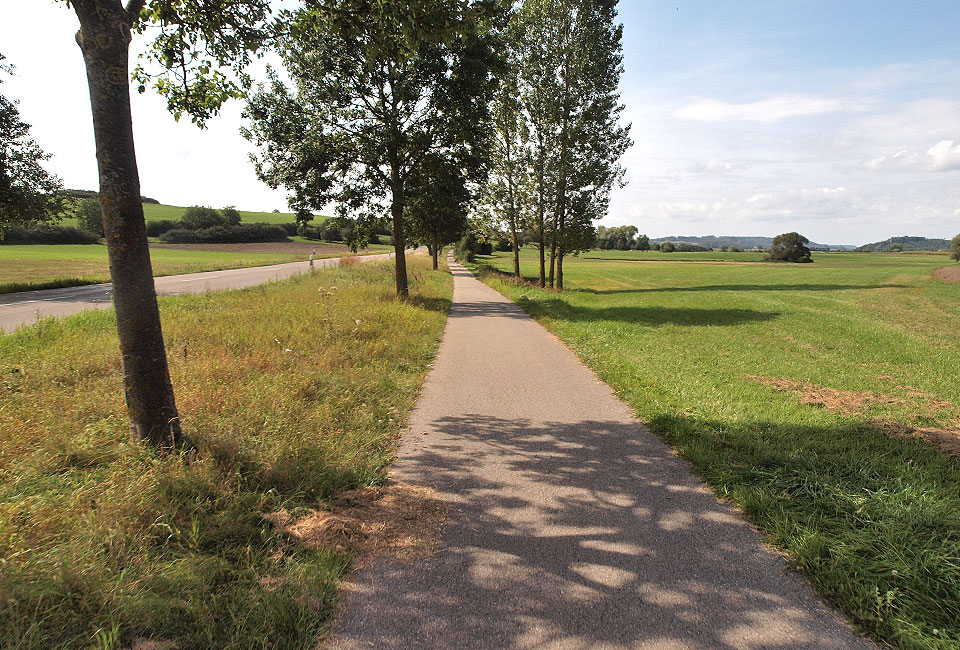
top-left (0, 255), bottom-right (451, 649)
top-left (59, 202), bottom-right (325, 228)
top-left (475, 250), bottom-right (960, 649)
top-left (0, 244), bottom-right (358, 294)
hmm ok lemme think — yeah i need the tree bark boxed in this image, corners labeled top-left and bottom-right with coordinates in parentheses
top-left (510, 220), bottom-right (520, 278)
top-left (389, 168), bottom-right (409, 297)
top-left (74, 0), bottom-right (181, 448)
top-left (431, 238), bottom-right (439, 270)
top-left (557, 247), bottom-right (564, 290)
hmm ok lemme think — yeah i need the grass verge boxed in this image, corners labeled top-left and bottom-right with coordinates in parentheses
top-left (474, 250), bottom-right (960, 650)
top-left (0, 255), bottom-right (451, 649)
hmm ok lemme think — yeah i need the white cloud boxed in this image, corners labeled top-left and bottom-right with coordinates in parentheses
top-left (686, 159), bottom-right (752, 175)
top-left (865, 140), bottom-right (960, 172)
top-left (674, 94), bottom-right (866, 123)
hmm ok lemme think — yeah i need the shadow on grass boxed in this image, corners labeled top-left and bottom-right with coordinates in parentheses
top-left (407, 295), bottom-right (453, 313)
top-left (518, 296), bottom-right (780, 326)
top-left (335, 413), bottom-right (881, 649)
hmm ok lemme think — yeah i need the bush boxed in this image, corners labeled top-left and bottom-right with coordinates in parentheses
top-left (951, 234), bottom-right (960, 261)
top-left (74, 197), bottom-right (103, 236)
top-left (0, 224), bottom-right (99, 244)
top-left (159, 223), bottom-right (290, 244)
top-left (180, 206), bottom-right (227, 230)
top-left (495, 237), bottom-right (512, 252)
top-left (455, 232), bottom-right (491, 262)
top-left (766, 232), bottom-right (813, 263)
top-left (278, 222), bottom-right (299, 236)
top-left (145, 220), bottom-right (180, 237)
top-left (301, 225), bottom-right (322, 240)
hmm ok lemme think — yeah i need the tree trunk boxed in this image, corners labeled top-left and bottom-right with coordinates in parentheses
top-left (510, 221), bottom-right (520, 278)
top-left (557, 247), bottom-right (564, 290)
top-left (548, 216), bottom-right (557, 288)
top-left (389, 175), bottom-right (409, 297)
top-left (74, 1), bottom-right (181, 448)
top-left (431, 238), bottom-right (439, 270)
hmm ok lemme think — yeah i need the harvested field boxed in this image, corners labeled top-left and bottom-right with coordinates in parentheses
top-left (933, 265), bottom-right (960, 282)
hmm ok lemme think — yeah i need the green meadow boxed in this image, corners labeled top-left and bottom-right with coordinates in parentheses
top-left (476, 249), bottom-right (960, 649)
top-left (0, 244), bottom-right (310, 294)
top-left (59, 202), bottom-right (321, 228)
top-left (0, 256), bottom-right (451, 649)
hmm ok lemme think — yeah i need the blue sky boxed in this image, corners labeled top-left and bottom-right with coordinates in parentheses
top-left (2, 1), bottom-right (959, 245)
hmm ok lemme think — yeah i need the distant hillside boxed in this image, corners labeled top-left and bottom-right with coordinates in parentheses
top-left (854, 236), bottom-right (949, 252)
top-left (650, 235), bottom-right (854, 251)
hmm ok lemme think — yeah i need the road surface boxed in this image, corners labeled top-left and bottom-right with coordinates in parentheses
top-left (329, 256), bottom-right (876, 650)
top-left (0, 251), bottom-right (396, 333)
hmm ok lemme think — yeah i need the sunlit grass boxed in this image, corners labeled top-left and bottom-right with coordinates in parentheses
top-left (476, 249), bottom-right (960, 650)
top-left (0, 255), bottom-right (451, 649)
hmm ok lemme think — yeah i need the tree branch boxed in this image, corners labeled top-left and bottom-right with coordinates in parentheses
top-left (125, 0), bottom-right (147, 22)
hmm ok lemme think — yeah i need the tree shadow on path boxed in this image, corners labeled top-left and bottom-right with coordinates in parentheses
top-left (332, 414), bottom-right (875, 650)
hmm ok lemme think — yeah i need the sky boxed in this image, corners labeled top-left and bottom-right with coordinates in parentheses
top-left (1, 1), bottom-right (959, 246)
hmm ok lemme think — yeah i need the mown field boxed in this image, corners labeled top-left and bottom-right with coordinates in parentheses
top-left (59, 202), bottom-right (323, 228)
top-left (0, 255), bottom-right (451, 649)
top-left (476, 249), bottom-right (960, 650)
top-left (0, 242), bottom-right (382, 294)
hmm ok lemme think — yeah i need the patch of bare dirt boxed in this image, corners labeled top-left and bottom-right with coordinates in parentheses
top-left (933, 266), bottom-right (960, 283)
top-left (869, 420), bottom-right (960, 457)
top-left (262, 482), bottom-right (447, 568)
top-left (748, 376), bottom-right (889, 417)
top-left (150, 242), bottom-right (362, 255)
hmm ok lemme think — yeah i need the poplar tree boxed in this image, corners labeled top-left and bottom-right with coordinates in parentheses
top-left (518, 0), bottom-right (630, 289)
top-left (60, 0), bottom-right (271, 447)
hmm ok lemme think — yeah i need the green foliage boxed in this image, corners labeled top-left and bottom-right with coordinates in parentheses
top-left (0, 53), bottom-right (66, 231)
top-left (767, 232), bottom-right (813, 263)
top-left (951, 234), bottom-right (960, 261)
top-left (180, 205), bottom-right (226, 230)
top-left (857, 236), bottom-right (951, 253)
top-left (132, 0), bottom-right (274, 126)
top-left (406, 154), bottom-right (471, 251)
top-left (75, 197), bottom-right (104, 236)
top-left (145, 219), bottom-right (180, 237)
top-left (159, 223), bottom-right (289, 244)
top-left (660, 241), bottom-right (675, 253)
top-left (596, 225), bottom-right (638, 250)
top-left (243, 0), bottom-right (502, 279)
top-left (0, 224), bottom-right (99, 245)
top-left (221, 205), bottom-right (242, 226)
top-left (635, 234), bottom-right (650, 251)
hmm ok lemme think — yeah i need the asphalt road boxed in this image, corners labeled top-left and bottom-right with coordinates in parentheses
top-left (329, 256), bottom-right (877, 650)
top-left (0, 251), bottom-right (395, 333)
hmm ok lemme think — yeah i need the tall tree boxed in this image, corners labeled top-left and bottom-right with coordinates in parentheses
top-left (0, 53), bottom-right (66, 232)
top-left (244, 0), bottom-right (501, 297)
top-left (479, 17), bottom-right (531, 278)
top-left (406, 154), bottom-right (471, 270)
top-left (60, 0), bottom-right (271, 447)
top-left (518, 0), bottom-right (630, 289)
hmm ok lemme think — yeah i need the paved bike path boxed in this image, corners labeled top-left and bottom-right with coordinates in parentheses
top-left (330, 258), bottom-right (875, 649)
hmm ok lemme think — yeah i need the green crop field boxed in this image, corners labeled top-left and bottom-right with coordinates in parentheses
top-left (0, 244), bottom-right (340, 293)
top-left (476, 249), bottom-right (960, 649)
top-left (59, 202), bottom-right (330, 228)
top-left (0, 256), bottom-right (452, 649)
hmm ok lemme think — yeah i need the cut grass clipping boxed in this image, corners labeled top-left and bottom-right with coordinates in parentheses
top-left (0, 256), bottom-right (451, 649)
top-left (475, 250), bottom-right (960, 650)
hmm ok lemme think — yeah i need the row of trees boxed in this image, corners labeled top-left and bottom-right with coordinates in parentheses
top-left (479, 0), bottom-right (631, 287)
top-left (1, 0), bottom-right (630, 449)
